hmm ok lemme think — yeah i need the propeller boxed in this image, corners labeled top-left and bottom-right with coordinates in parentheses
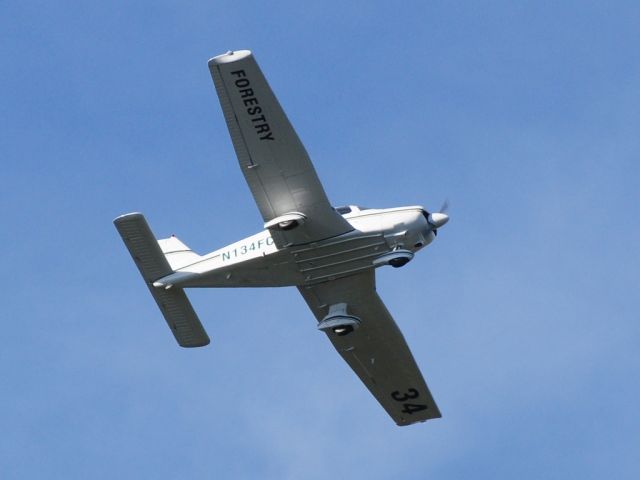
top-left (428, 199), bottom-right (450, 235)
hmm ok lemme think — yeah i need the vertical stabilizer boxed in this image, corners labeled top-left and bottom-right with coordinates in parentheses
top-left (157, 236), bottom-right (201, 270)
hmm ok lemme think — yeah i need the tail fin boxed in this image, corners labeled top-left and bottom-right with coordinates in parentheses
top-left (114, 213), bottom-right (210, 348)
top-left (157, 235), bottom-right (202, 270)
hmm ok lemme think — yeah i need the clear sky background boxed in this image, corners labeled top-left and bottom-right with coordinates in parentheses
top-left (2, 1), bottom-right (638, 478)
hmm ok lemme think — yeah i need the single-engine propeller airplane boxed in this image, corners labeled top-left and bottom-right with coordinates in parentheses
top-left (114, 50), bottom-right (449, 426)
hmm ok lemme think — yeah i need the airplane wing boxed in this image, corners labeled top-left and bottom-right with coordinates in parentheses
top-left (298, 271), bottom-right (441, 426)
top-left (208, 50), bottom-right (353, 246)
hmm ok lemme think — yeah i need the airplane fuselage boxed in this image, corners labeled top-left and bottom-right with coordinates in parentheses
top-left (155, 206), bottom-right (436, 289)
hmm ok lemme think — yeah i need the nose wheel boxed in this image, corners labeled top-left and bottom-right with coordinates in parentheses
top-left (373, 248), bottom-right (414, 268)
top-left (389, 256), bottom-right (410, 268)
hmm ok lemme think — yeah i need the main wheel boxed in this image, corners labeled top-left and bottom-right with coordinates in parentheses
top-left (278, 220), bottom-right (298, 230)
top-left (332, 325), bottom-right (354, 336)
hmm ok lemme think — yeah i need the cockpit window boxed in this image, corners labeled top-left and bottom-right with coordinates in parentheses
top-left (335, 205), bottom-right (373, 214)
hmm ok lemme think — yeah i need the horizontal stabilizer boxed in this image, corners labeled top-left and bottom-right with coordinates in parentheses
top-left (114, 213), bottom-right (210, 348)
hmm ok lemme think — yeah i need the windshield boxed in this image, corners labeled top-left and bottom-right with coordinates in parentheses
top-left (335, 205), bottom-right (372, 215)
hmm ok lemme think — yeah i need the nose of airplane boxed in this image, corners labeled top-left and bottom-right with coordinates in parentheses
top-left (427, 212), bottom-right (449, 229)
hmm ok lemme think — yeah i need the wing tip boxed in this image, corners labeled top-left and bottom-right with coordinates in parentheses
top-left (179, 337), bottom-right (211, 348)
top-left (113, 212), bottom-right (144, 225)
top-left (395, 406), bottom-right (442, 426)
top-left (208, 50), bottom-right (252, 67)
top-left (396, 414), bottom-right (442, 427)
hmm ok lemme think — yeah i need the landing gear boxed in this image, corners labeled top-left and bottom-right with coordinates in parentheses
top-left (389, 256), bottom-right (410, 268)
top-left (278, 219), bottom-right (299, 230)
top-left (332, 325), bottom-right (354, 336)
top-left (372, 249), bottom-right (414, 268)
top-left (317, 303), bottom-right (360, 336)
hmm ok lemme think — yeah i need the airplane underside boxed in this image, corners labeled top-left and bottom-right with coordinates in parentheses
top-left (171, 231), bottom-right (395, 288)
top-left (114, 49), bottom-right (450, 426)
top-left (151, 206), bottom-right (430, 290)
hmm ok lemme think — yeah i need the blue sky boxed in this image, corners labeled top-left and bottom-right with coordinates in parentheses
top-left (2, 1), bottom-right (639, 478)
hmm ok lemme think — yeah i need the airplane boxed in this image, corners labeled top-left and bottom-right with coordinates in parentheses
top-left (114, 50), bottom-right (449, 426)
